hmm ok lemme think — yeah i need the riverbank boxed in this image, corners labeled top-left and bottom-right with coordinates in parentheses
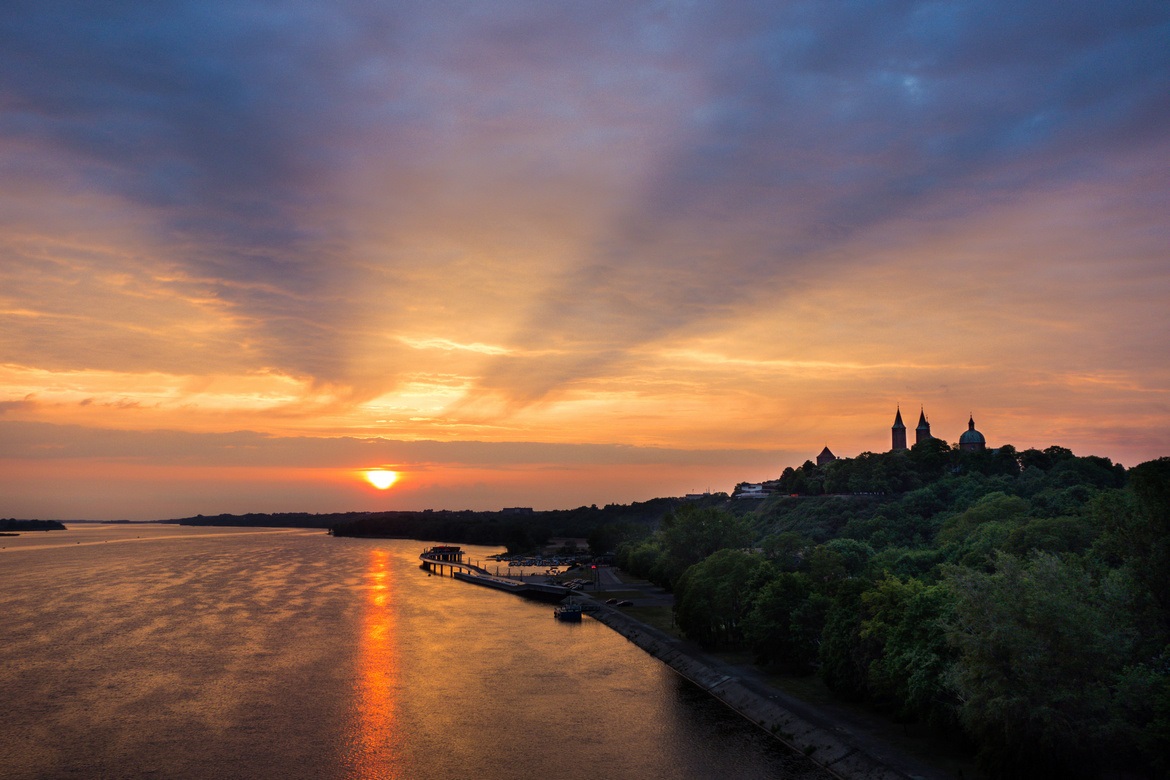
top-left (559, 568), bottom-right (965, 780)
top-left (430, 552), bottom-right (965, 779)
top-left (586, 604), bottom-right (947, 780)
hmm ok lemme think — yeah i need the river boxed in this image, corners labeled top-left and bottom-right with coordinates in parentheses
top-left (0, 524), bottom-right (832, 779)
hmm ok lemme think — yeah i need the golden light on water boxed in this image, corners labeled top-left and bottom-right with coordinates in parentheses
top-left (346, 548), bottom-right (403, 778)
top-left (364, 469), bottom-right (399, 490)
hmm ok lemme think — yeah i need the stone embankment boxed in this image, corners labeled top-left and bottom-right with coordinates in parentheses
top-left (586, 606), bottom-right (940, 780)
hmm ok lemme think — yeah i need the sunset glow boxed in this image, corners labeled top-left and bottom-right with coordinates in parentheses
top-left (364, 470), bottom-right (399, 491)
top-left (1, 2), bottom-right (1168, 520)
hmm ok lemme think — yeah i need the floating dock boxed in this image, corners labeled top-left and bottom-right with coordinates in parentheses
top-left (421, 546), bottom-right (572, 603)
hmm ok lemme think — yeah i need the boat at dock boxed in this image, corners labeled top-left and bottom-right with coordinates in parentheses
top-left (554, 601), bottom-right (583, 622)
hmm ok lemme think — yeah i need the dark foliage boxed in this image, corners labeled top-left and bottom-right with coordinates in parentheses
top-left (616, 444), bottom-right (1167, 776)
top-left (0, 518), bottom-right (67, 531)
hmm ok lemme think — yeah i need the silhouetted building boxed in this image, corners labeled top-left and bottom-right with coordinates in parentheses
top-left (816, 407), bottom-right (991, 462)
top-left (891, 407), bottom-right (907, 451)
top-left (916, 408), bottom-right (932, 445)
top-left (959, 416), bottom-right (987, 451)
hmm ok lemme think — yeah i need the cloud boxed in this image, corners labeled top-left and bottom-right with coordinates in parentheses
top-left (397, 336), bottom-right (513, 356)
top-left (462, 1), bottom-right (1170, 403)
top-left (0, 420), bottom-right (782, 470)
top-left (0, 0), bottom-right (1167, 479)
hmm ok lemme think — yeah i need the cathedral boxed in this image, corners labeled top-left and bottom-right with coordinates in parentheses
top-left (811, 408), bottom-right (989, 466)
top-left (891, 407), bottom-right (986, 452)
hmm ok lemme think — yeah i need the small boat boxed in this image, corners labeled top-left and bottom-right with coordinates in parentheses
top-left (554, 601), bottom-right (583, 622)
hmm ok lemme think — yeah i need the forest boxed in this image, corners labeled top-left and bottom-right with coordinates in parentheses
top-left (179, 495), bottom-right (701, 553)
top-left (0, 518), bottom-right (66, 531)
top-left (617, 443), bottom-right (1169, 778)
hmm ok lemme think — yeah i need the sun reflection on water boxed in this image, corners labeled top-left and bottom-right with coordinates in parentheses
top-left (345, 549), bottom-right (403, 779)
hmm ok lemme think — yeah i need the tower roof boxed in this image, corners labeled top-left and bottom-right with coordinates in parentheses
top-left (916, 408), bottom-right (929, 429)
top-left (960, 416), bottom-right (986, 445)
top-left (892, 407), bottom-right (905, 429)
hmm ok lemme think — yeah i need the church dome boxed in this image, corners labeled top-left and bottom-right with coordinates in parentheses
top-left (959, 416), bottom-right (986, 450)
top-left (959, 428), bottom-right (985, 445)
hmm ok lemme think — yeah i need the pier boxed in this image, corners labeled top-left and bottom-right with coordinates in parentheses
top-left (419, 546), bottom-right (572, 602)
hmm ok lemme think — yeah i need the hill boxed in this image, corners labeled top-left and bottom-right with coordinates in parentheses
top-left (616, 442), bottom-right (1169, 778)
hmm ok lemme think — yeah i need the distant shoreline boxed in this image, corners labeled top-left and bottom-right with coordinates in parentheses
top-left (0, 519), bottom-right (67, 532)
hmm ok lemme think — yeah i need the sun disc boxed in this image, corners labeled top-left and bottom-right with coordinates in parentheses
top-left (364, 469), bottom-right (398, 490)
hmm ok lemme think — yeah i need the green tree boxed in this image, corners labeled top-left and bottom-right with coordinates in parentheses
top-left (861, 576), bottom-right (957, 727)
top-left (503, 522), bottom-right (541, 554)
top-left (673, 549), bottom-right (766, 649)
top-left (654, 504), bottom-right (753, 590)
top-left (760, 531), bottom-right (810, 571)
top-left (1127, 457), bottom-right (1170, 627)
top-left (908, 437), bottom-right (953, 481)
top-left (823, 538), bottom-right (875, 576)
top-left (1004, 514), bottom-right (1099, 557)
top-left (945, 552), bottom-right (1138, 777)
top-left (744, 571), bottom-right (827, 671)
top-left (588, 522), bottom-right (643, 556)
top-left (1113, 647), bottom-right (1170, 777)
top-left (616, 539), bottom-right (661, 579)
top-left (936, 492), bottom-right (1031, 544)
top-left (819, 579), bottom-right (877, 700)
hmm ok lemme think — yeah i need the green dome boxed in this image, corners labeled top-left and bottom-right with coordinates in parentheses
top-left (959, 416), bottom-right (985, 447)
top-left (959, 428), bottom-right (985, 445)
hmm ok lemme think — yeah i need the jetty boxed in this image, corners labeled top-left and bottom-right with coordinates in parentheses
top-left (420, 546), bottom-right (571, 603)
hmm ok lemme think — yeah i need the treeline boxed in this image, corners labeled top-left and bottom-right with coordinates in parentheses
top-left (0, 518), bottom-right (67, 531)
top-left (171, 512), bottom-right (338, 529)
top-left (331, 497), bottom-right (695, 553)
top-left (176, 496), bottom-right (712, 554)
top-left (617, 443), bottom-right (1169, 778)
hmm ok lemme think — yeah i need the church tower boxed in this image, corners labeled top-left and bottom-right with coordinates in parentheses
top-left (891, 407), bottom-right (907, 451)
top-left (916, 408), bottom-right (932, 445)
top-left (959, 415), bottom-right (987, 451)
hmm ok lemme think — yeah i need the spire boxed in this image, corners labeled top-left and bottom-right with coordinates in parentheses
top-left (968, 415), bottom-right (976, 431)
top-left (915, 407), bottom-right (932, 445)
top-left (891, 406), bottom-right (908, 451)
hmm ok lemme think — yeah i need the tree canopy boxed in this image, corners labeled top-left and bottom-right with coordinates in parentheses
top-left (615, 447), bottom-right (1170, 776)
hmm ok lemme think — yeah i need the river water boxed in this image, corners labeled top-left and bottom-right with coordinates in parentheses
top-left (0, 525), bottom-right (831, 780)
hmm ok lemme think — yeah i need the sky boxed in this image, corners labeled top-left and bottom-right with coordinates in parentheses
top-left (2, 1), bottom-right (1168, 520)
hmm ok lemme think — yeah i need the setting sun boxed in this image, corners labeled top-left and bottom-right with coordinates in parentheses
top-left (363, 469), bottom-right (399, 490)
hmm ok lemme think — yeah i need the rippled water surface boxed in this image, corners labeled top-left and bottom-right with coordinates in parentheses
top-left (1, 525), bottom-right (831, 779)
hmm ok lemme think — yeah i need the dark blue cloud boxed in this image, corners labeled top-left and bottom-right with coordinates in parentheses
top-left (649, 0), bottom-right (1170, 230)
top-left (6, 0), bottom-right (1165, 253)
